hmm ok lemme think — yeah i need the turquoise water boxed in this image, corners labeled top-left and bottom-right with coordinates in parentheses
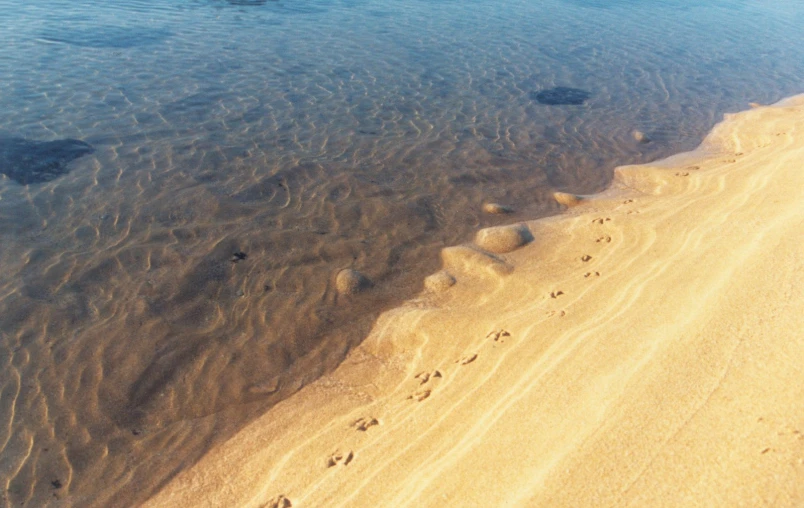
top-left (1, 0), bottom-right (803, 504)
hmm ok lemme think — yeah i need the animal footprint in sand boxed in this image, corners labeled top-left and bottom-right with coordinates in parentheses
top-left (675, 172), bottom-right (690, 177)
top-left (546, 310), bottom-right (566, 318)
top-left (408, 390), bottom-right (432, 402)
top-left (415, 370), bottom-right (443, 385)
top-left (263, 495), bottom-right (292, 508)
top-left (353, 417), bottom-right (379, 432)
top-left (584, 271), bottom-right (600, 278)
top-left (487, 329), bottom-right (511, 342)
top-left (591, 217), bottom-right (611, 225)
top-left (327, 450), bottom-right (354, 467)
top-left (623, 199), bottom-right (634, 204)
top-left (580, 254), bottom-right (592, 262)
top-left (408, 370), bottom-right (442, 401)
top-left (456, 353), bottom-right (478, 365)
top-left (596, 235), bottom-right (612, 243)
top-left (550, 290), bottom-right (564, 299)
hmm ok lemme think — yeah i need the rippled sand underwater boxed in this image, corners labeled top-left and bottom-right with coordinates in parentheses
top-left (1, 0), bottom-right (803, 504)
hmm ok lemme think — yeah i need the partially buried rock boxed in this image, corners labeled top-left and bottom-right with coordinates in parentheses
top-left (482, 202), bottom-right (514, 215)
top-left (553, 192), bottom-right (583, 207)
top-left (424, 270), bottom-right (456, 292)
top-left (247, 376), bottom-right (280, 395)
top-left (475, 223), bottom-right (533, 254)
top-left (632, 130), bottom-right (651, 144)
top-left (335, 269), bottom-right (372, 295)
top-left (441, 245), bottom-right (513, 277)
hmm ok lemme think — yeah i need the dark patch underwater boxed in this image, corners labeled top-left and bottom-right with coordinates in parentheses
top-left (0, 137), bottom-right (94, 185)
top-left (531, 87), bottom-right (592, 106)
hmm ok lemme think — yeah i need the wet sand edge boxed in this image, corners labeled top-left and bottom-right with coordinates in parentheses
top-left (147, 94), bottom-right (804, 506)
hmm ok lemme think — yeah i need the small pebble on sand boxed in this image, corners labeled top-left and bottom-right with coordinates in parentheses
top-left (482, 202), bottom-right (515, 215)
top-left (632, 130), bottom-right (651, 143)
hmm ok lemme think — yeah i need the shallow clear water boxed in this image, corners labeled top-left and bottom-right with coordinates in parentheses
top-left (1, 0), bottom-right (803, 504)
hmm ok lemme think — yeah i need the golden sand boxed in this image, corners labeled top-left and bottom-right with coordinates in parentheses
top-left (148, 95), bottom-right (804, 507)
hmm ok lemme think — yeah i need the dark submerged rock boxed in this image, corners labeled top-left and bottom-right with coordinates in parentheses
top-left (0, 137), bottom-right (94, 185)
top-left (531, 87), bottom-right (591, 105)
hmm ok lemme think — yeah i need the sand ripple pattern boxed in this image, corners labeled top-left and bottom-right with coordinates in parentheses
top-left (1, 0), bottom-right (804, 505)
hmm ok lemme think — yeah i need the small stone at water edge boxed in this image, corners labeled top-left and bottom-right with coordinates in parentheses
top-left (632, 130), bottom-right (651, 143)
top-left (424, 270), bottom-right (456, 292)
top-left (482, 202), bottom-right (514, 215)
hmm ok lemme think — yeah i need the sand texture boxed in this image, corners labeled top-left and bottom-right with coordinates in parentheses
top-left (147, 96), bottom-right (804, 507)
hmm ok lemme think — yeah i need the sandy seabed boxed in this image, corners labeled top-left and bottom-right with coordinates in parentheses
top-left (147, 95), bottom-right (804, 507)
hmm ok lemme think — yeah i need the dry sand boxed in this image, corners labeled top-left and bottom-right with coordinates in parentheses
top-left (148, 95), bottom-right (804, 507)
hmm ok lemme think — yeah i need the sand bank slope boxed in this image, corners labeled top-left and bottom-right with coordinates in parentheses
top-left (148, 96), bottom-right (804, 507)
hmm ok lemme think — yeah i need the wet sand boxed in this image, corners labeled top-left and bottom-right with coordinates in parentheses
top-left (148, 95), bottom-right (804, 507)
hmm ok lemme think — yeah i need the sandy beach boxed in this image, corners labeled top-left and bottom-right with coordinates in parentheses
top-left (145, 95), bottom-right (804, 507)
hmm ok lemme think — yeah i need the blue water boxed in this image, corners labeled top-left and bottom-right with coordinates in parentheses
top-left (1, 0), bottom-right (803, 504)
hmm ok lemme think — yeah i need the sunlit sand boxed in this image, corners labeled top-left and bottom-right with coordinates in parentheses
top-left (149, 95), bottom-right (804, 507)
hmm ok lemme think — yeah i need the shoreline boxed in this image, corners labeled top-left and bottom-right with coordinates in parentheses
top-left (148, 94), bottom-right (804, 507)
